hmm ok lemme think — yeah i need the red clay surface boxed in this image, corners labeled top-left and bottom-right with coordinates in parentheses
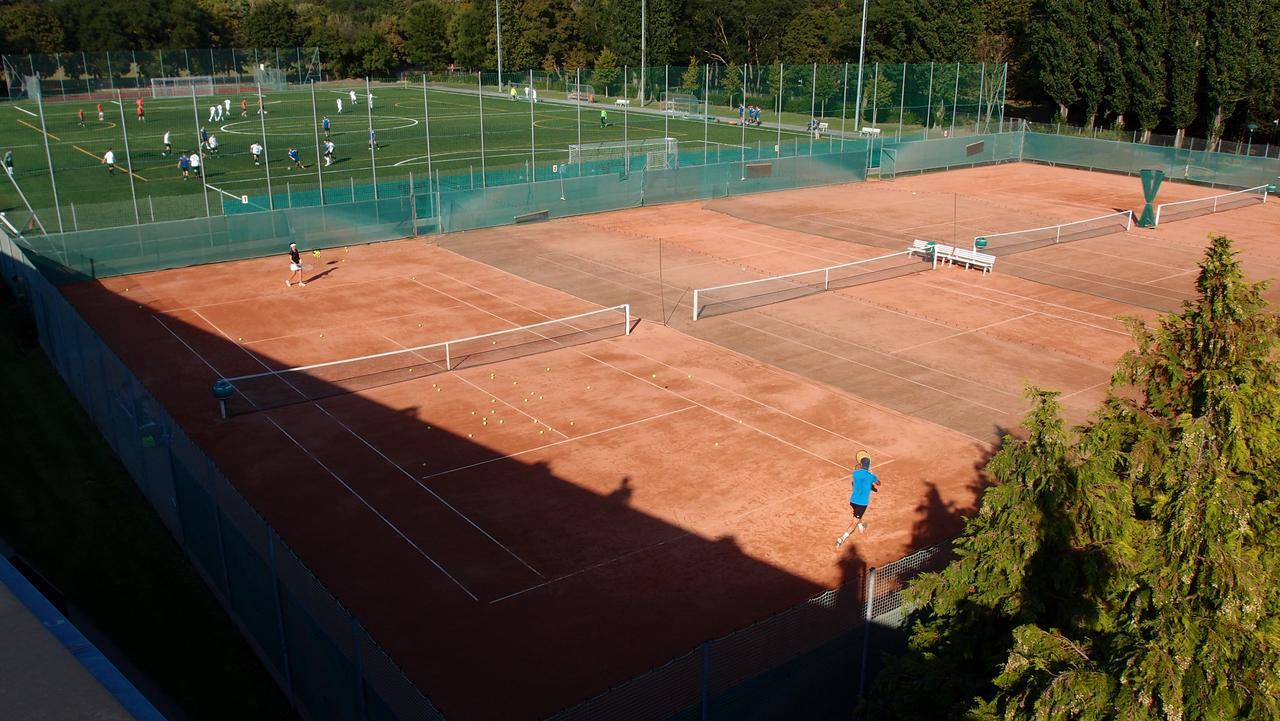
top-left (62, 162), bottom-right (1280, 719)
top-left (63, 242), bottom-right (987, 720)
top-left (442, 163), bottom-right (1280, 439)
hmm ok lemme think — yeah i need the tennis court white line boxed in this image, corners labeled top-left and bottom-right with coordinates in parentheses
top-left (932, 278), bottom-right (1134, 333)
top-left (890, 312), bottom-right (1038, 355)
top-left (184, 307), bottom-right (544, 582)
top-left (617, 346), bottom-right (899, 465)
top-left (188, 307), bottom-right (545, 578)
top-left (1060, 379), bottom-right (1110, 400)
top-left (422, 405), bottom-right (697, 480)
top-left (13, 106), bottom-right (37, 117)
top-left (579, 346), bottom-right (875, 472)
top-left (379, 332), bottom-right (569, 441)
top-left (150, 314), bottom-right (482, 601)
top-left (489, 467), bottom-right (848, 604)
top-left (1002, 258), bottom-right (1193, 305)
top-left (718, 312), bottom-right (1015, 417)
top-left (312, 392), bottom-right (545, 578)
top-left (263, 415), bottom-right (484, 599)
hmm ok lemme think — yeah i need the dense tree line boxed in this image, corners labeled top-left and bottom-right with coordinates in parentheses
top-left (866, 236), bottom-right (1280, 720)
top-left (2, 0), bottom-right (1277, 139)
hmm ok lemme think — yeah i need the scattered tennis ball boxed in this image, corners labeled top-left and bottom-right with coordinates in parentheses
top-left (545, 367), bottom-right (550, 371)
top-left (467, 433), bottom-right (473, 438)
top-left (651, 373), bottom-right (656, 378)
top-left (498, 419), bottom-right (504, 424)
top-left (319, 333), bottom-right (324, 337)
top-left (470, 410), bottom-right (475, 415)
top-left (569, 421), bottom-right (574, 426)
top-left (539, 430), bottom-right (544, 435)
top-left (237, 337), bottom-right (243, 341)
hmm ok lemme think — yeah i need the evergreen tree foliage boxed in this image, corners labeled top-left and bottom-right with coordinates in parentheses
top-left (680, 56), bottom-right (702, 95)
top-left (1030, 0), bottom-right (1083, 121)
top-left (1166, 0), bottom-right (1207, 140)
top-left (1204, 0), bottom-right (1262, 141)
top-left (592, 46), bottom-right (620, 95)
top-left (721, 61), bottom-right (742, 107)
top-left (868, 235), bottom-right (1280, 721)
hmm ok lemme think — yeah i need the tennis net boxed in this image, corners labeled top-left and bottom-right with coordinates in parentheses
top-left (218, 304), bottom-right (631, 416)
top-left (692, 250), bottom-right (930, 320)
top-left (1154, 185), bottom-right (1269, 226)
top-left (974, 210), bottom-right (1133, 256)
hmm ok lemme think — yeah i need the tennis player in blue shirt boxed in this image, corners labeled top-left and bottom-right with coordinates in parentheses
top-left (836, 451), bottom-right (880, 548)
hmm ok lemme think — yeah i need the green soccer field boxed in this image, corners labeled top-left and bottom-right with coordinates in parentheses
top-left (0, 81), bottom-right (824, 232)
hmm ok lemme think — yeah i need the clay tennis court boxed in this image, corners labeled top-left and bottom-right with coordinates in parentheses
top-left (59, 161), bottom-right (1279, 719)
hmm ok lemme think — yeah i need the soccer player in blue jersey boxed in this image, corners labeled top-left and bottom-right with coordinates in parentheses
top-left (836, 451), bottom-right (880, 548)
top-left (322, 115), bottom-right (331, 139)
top-left (288, 146), bottom-right (306, 170)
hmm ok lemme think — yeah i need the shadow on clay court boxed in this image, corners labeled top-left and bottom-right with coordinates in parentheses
top-left (52, 266), bottom-right (852, 721)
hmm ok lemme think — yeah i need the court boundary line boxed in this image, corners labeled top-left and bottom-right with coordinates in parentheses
top-left (183, 307), bottom-right (545, 582)
top-left (615, 346), bottom-right (900, 465)
top-left (889, 312), bottom-right (1038, 355)
top-left (150, 313), bottom-right (482, 601)
top-left (380, 332), bottom-right (570, 441)
top-left (575, 343), bottom-right (893, 473)
top-left (422, 405), bottom-right (698, 480)
top-left (713, 312), bottom-right (1017, 417)
top-left (490, 464), bottom-right (850, 604)
top-left (931, 277), bottom-right (1136, 333)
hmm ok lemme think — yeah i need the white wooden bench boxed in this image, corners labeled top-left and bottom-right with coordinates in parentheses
top-left (860, 126), bottom-right (882, 136)
top-left (949, 247), bottom-right (996, 274)
top-left (614, 98), bottom-right (631, 106)
top-left (910, 239), bottom-right (959, 266)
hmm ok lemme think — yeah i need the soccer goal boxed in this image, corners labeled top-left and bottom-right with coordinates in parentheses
top-left (567, 83), bottom-right (595, 101)
top-left (151, 76), bottom-right (215, 98)
top-left (569, 137), bottom-right (678, 171)
top-left (661, 92), bottom-right (701, 118)
top-left (254, 66), bottom-right (288, 91)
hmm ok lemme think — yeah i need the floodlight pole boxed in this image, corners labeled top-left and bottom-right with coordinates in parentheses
top-left (639, 0), bottom-right (646, 105)
top-left (494, 0), bottom-right (503, 89)
top-left (256, 79), bottom-right (274, 208)
top-left (853, 0), bottom-right (869, 135)
top-left (33, 81), bottom-right (65, 233)
top-left (189, 87), bottom-right (210, 218)
top-left (366, 77), bottom-right (377, 198)
top-left (120, 89), bottom-right (141, 223)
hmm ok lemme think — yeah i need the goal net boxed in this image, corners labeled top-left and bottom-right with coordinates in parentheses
top-left (567, 83), bottom-right (595, 101)
top-left (23, 75), bottom-right (41, 101)
top-left (254, 66), bottom-right (288, 91)
top-left (661, 92), bottom-right (700, 118)
top-left (569, 137), bottom-right (678, 171)
top-left (151, 76), bottom-right (215, 98)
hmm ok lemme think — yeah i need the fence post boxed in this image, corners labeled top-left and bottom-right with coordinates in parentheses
top-left (701, 640), bottom-right (711, 721)
top-left (268, 530), bottom-right (297, 711)
top-left (858, 566), bottom-right (877, 701)
top-left (351, 619), bottom-right (369, 721)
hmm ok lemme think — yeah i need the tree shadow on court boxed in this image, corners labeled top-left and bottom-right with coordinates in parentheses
top-left (850, 430), bottom-right (1006, 718)
top-left (51, 273), bottom-right (844, 721)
